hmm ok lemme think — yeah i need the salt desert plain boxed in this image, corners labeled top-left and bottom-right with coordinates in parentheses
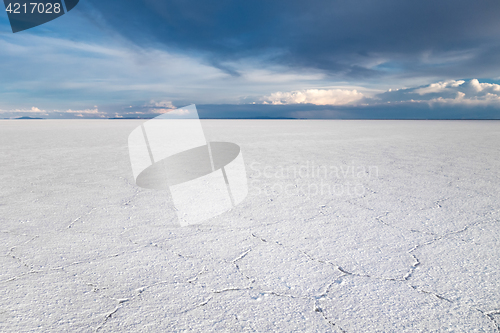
top-left (1, 119), bottom-right (499, 332)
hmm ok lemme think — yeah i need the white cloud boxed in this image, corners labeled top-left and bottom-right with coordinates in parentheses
top-left (0, 34), bottom-right (229, 108)
top-left (414, 80), bottom-right (465, 95)
top-left (468, 79), bottom-right (500, 93)
top-left (261, 89), bottom-right (365, 105)
top-left (145, 100), bottom-right (176, 114)
top-left (63, 106), bottom-right (106, 117)
top-left (423, 79), bottom-right (500, 106)
top-left (0, 106), bottom-right (46, 113)
top-left (150, 101), bottom-right (174, 108)
top-left (429, 91), bottom-right (500, 106)
top-left (140, 100), bottom-right (191, 115)
top-left (414, 79), bottom-right (500, 97)
top-left (65, 106), bottom-right (100, 114)
top-left (169, 108), bottom-right (191, 115)
top-left (0, 32), bottom-right (369, 109)
top-left (376, 79), bottom-right (500, 107)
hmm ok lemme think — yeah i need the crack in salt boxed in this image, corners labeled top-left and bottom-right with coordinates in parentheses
top-left (475, 308), bottom-right (500, 332)
top-left (408, 285), bottom-right (453, 303)
top-left (67, 207), bottom-right (96, 229)
top-left (250, 232), bottom-right (350, 331)
top-left (403, 219), bottom-right (485, 281)
top-left (5, 236), bottom-right (39, 271)
top-left (231, 248), bottom-right (256, 283)
top-left (250, 228), bottom-right (500, 332)
top-left (187, 267), bottom-right (208, 284)
top-left (178, 296), bottom-right (214, 314)
top-left (432, 198), bottom-right (448, 209)
top-left (375, 211), bottom-right (437, 237)
top-left (94, 306), bottom-right (121, 332)
top-left (119, 176), bottom-right (142, 208)
top-left (212, 286), bottom-right (253, 294)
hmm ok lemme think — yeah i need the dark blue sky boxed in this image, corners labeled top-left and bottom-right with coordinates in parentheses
top-left (1, 0), bottom-right (500, 118)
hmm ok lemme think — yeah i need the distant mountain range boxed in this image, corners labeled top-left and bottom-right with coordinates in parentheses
top-left (4, 116), bottom-right (45, 120)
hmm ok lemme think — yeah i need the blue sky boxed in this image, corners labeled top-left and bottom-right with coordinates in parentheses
top-left (1, 0), bottom-right (500, 118)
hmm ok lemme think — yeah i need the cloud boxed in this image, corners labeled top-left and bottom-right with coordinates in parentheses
top-left (84, 0), bottom-right (500, 80)
top-left (169, 108), bottom-right (191, 115)
top-left (63, 106), bottom-right (105, 118)
top-left (261, 89), bottom-right (365, 105)
top-left (0, 32), bottom-right (230, 110)
top-left (65, 106), bottom-right (100, 114)
top-left (372, 79), bottom-right (500, 107)
top-left (414, 79), bottom-right (500, 96)
top-left (429, 91), bottom-right (500, 107)
top-left (4, 1), bottom-right (500, 117)
top-left (0, 29), bottom-right (336, 110)
top-left (0, 106), bottom-right (46, 113)
top-left (145, 100), bottom-right (176, 114)
top-left (249, 79), bottom-right (500, 118)
top-left (468, 79), bottom-right (500, 93)
top-left (119, 101), bottom-right (191, 117)
top-left (414, 80), bottom-right (465, 95)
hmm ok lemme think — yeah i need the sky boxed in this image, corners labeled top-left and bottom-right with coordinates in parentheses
top-left (1, 0), bottom-right (500, 119)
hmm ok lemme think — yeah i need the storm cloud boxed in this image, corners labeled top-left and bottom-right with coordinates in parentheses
top-left (85, 0), bottom-right (500, 80)
top-left (2, 0), bottom-right (500, 118)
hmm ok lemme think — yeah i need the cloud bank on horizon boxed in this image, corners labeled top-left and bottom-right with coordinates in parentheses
top-left (1, 0), bottom-right (500, 118)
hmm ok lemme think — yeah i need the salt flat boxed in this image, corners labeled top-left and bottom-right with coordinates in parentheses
top-left (0, 119), bottom-right (499, 332)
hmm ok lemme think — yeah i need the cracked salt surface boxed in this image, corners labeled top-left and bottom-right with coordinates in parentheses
top-left (1, 119), bottom-right (499, 332)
